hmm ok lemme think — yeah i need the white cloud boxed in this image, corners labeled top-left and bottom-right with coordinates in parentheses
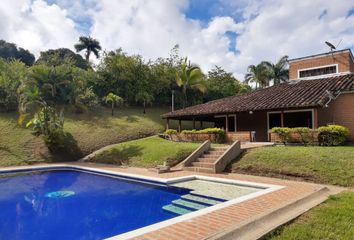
top-left (90, 0), bottom-right (242, 75)
top-left (0, 0), bottom-right (79, 56)
top-left (228, 0), bottom-right (354, 78)
top-left (1, 0), bottom-right (354, 80)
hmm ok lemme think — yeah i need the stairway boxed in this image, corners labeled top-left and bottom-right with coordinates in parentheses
top-left (162, 194), bottom-right (225, 215)
top-left (184, 146), bottom-right (228, 173)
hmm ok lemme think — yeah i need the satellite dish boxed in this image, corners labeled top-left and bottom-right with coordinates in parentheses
top-left (325, 41), bottom-right (336, 51)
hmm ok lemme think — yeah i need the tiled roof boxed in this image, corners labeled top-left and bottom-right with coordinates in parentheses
top-left (162, 74), bottom-right (354, 119)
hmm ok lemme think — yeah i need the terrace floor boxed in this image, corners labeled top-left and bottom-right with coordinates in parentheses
top-left (1, 163), bottom-right (344, 240)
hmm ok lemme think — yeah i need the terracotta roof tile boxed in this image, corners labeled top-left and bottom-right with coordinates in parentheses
top-left (162, 74), bottom-right (354, 119)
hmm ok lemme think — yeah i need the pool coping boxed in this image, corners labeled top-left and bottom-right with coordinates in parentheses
top-left (0, 164), bottom-right (284, 239)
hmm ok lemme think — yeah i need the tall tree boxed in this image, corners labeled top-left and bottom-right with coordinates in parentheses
top-left (176, 58), bottom-right (206, 108)
top-left (262, 55), bottom-right (289, 85)
top-left (205, 66), bottom-right (251, 101)
top-left (36, 48), bottom-right (90, 69)
top-left (244, 63), bottom-right (271, 89)
top-left (74, 36), bottom-right (102, 62)
top-left (0, 40), bottom-right (35, 66)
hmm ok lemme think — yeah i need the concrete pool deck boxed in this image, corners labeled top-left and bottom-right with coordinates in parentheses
top-left (0, 163), bottom-right (344, 240)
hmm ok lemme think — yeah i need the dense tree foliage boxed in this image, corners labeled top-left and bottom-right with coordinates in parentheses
top-left (0, 40), bottom-right (35, 66)
top-left (0, 59), bottom-right (28, 111)
top-left (36, 48), bottom-right (90, 69)
top-left (0, 39), bottom-right (255, 116)
top-left (205, 66), bottom-right (251, 101)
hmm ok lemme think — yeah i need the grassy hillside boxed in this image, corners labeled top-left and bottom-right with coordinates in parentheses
top-left (231, 146), bottom-right (354, 187)
top-left (0, 107), bottom-right (184, 167)
top-left (265, 191), bottom-right (354, 240)
top-left (89, 136), bottom-right (200, 168)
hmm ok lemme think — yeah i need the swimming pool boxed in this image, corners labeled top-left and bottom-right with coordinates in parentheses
top-left (0, 166), bottom-right (281, 239)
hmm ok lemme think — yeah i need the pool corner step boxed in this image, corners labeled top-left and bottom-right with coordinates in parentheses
top-left (172, 199), bottom-right (207, 210)
top-left (181, 194), bottom-right (223, 205)
top-left (162, 204), bottom-right (192, 215)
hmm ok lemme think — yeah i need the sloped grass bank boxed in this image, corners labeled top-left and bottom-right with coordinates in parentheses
top-left (264, 191), bottom-right (354, 240)
top-left (0, 107), bottom-right (172, 167)
top-left (89, 136), bottom-right (200, 168)
top-left (231, 146), bottom-right (354, 187)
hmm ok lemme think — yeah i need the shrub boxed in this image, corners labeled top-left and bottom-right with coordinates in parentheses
top-left (26, 106), bottom-right (66, 152)
top-left (318, 125), bottom-right (349, 146)
top-left (271, 127), bottom-right (291, 144)
top-left (293, 127), bottom-right (314, 145)
top-left (75, 87), bottom-right (99, 111)
top-left (182, 128), bottom-right (225, 143)
top-left (165, 129), bottom-right (177, 135)
top-left (199, 128), bottom-right (225, 135)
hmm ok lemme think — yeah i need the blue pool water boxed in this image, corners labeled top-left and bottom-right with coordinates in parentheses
top-left (0, 170), bottom-right (191, 240)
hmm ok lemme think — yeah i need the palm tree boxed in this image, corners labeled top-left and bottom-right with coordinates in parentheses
top-left (176, 58), bottom-right (206, 108)
top-left (135, 91), bottom-right (154, 114)
top-left (262, 55), bottom-right (289, 85)
top-left (103, 92), bottom-right (123, 116)
top-left (74, 36), bottom-right (102, 62)
top-left (244, 63), bottom-right (271, 89)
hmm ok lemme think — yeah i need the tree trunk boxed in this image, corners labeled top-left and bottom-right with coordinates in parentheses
top-left (86, 49), bottom-right (91, 62)
top-left (143, 100), bottom-right (146, 114)
top-left (183, 87), bottom-right (187, 109)
top-left (111, 102), bottom-right (114, 116)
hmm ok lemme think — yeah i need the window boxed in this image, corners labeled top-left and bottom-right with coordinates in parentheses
top-left (268, 110), bottom-right (313, 130)
top-left (214, 115), bottom-right (236, 132)
top-left (299, 65), bottom-right (337, 78)
top-left (284, 111), bottom-right (313, 128)
top-left (268, 113), bottom-right (281, 129)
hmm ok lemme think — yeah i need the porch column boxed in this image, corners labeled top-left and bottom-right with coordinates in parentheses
top-left (225, 115), bottom-right (229, 132)
top-left (166, 118), bottom-right (170, 130)
top-left (313, 109), bottom-right (318, 129)
top-left (178, 120), bottom-right (182, 132)
top-left (193, 119), bottom-right (196, 129)
top-left (280, 111), bottom-right (284, 127)
top-left (200, 121), bottom-right (203, 129)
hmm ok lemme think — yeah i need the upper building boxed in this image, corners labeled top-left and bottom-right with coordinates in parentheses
top-left (288, 49), bottom-right (354, 80)
top-left (162, 49), bottom-right (354, 142)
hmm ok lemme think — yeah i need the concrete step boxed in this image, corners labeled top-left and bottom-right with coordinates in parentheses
top-left (191, 162), bottom-right (215, 168)
top-left (162, 204), bottom-right (192, 215)
top-left (199, 154), bottom-right (219, 160)
top-left (210, 147), bottom-right (229, 151)
top-left (196, 158), bottom-right (217, 163)
top-left (204, 151), bottom-right (225, 155)
top-left (172, 199), bottom-right (207, 210)
top-left (184, 166), bottom-right (215, 174)
top-left (181, 194), bottom-right (223, 205)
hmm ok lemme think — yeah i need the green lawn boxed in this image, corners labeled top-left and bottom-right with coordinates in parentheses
top-left (89, 136), bottom-right (201, 168)
top-left (231, 146), bottom-right (354, 187)
top-left (264, 191), bottom-right (354, 240)
top-left (0, 107), bottom-right (186, 167)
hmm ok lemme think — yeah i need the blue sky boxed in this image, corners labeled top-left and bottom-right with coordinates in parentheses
top-left (1, 0), bottom-right (354, 78)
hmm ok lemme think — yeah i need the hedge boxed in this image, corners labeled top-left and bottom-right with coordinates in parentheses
top-left (318, 125), bottom-right (349, 146)
top-left (271, 125), bottom-right (349, 146)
